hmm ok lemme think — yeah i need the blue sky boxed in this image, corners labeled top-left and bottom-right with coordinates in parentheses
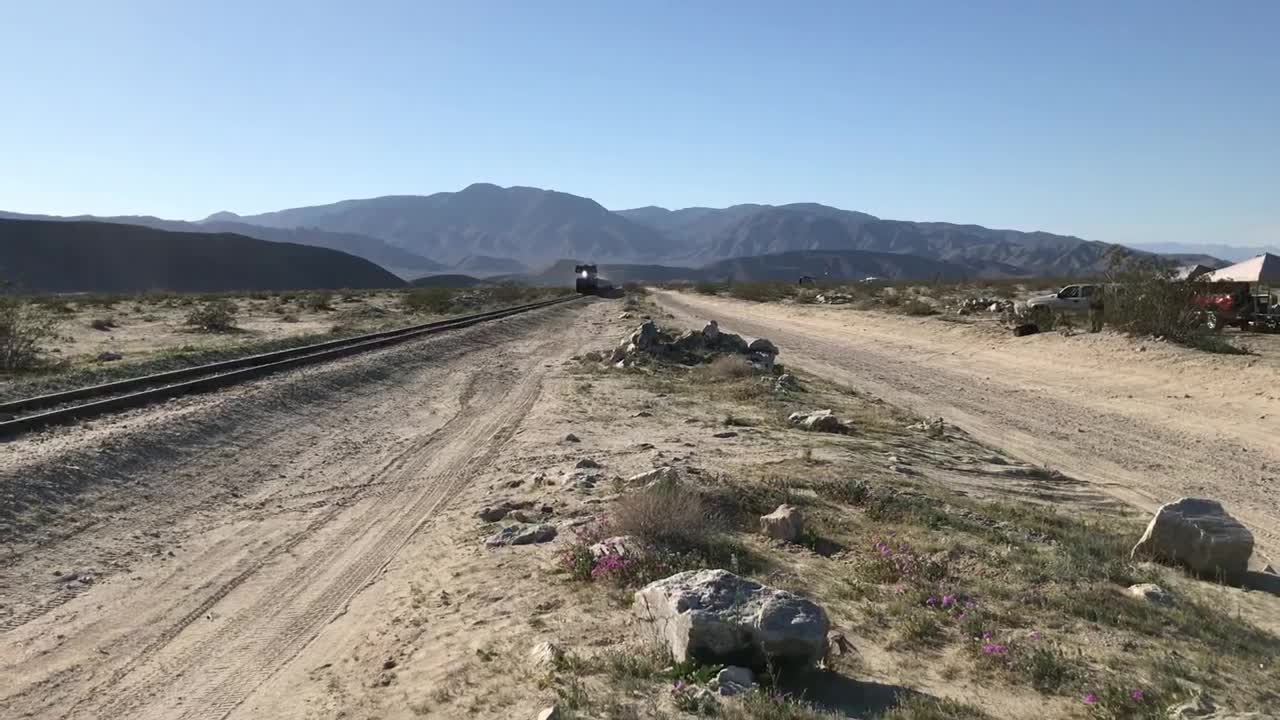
top-left (3, 1), bottom-right (1276, 247)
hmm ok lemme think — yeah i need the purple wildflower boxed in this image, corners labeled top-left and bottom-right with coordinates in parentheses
top-left (1130, 689), bottom-right (1145, 702)
top-left (981, 643), bottom-right (1007, 655)
top-left (1083, 692), bottom-right (1099, 705)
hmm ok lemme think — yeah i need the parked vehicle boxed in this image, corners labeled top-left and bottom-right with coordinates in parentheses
top-left (1026, 284), bottom-right (1102, 314)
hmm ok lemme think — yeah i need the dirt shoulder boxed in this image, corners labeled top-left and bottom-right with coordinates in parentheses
top-left (653, 290), bottom-right (1280, 565)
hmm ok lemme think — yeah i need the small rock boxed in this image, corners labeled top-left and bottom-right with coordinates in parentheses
top-left (633, 411), bottom-right (653, 418)
top-left (712, 431), bottom-right (738, 439)
top-left (890, 464), bottom-right (917, 476)
top-left (503, 478), bottom-right (524, 489)
top-left (589, 535), bottom-right (645, 560)
top-left (96, 351), bottom-right (123, 362)
top-left (788, 409), bottom-right (846, 434)
top-left (581, 351), bottom-right (603, 363)
top-left (715, 665), bottom-right (755, 696)
top-left (375, 671), bottom-right (395, 687)
top-left (747, 338), bottom-right (778, 355)
top-left (627, 466), bottom-right (680, 487)
top-left (536, 705), bottom-right (562, 720)
top-left (619, 312), bottom-right (633, 319)
top-left (760, 504), bottom-right (803, 543)
top-left (477, 506), bottom-right (510, 522)
top-left (509, 509), bottom-right (539, 523)
top-left (485, 523), bottom-right (557, 547)
top-left (564, 433), bottom-right (581, 443)
top-left (1126, 583), bottom-right (1173, 606)
top-left (702, 320), bottom-right (720, 342)
top-left (382, 658), bottom-right (398, 670)
top-left (528, 640), bottom-right (564, 669)
top-left (774, 374), bottom-right (800, 391)
top-left (575, 458), bottom-right (602, 469)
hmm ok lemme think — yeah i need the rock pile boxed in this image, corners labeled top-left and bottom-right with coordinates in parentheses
top-left (607, 320), bottom-right (780, 370)
top-left (813, 293), bottom-right (853, 305)
top-left (954, 297), bottom-right (1015, 315)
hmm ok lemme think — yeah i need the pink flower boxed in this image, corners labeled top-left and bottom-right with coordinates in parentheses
top-left (1083, 692), bottom-right (1099, 705)
top-left (941, 594), bottom-right (956, 608)
top-left (981, 643), bottom-right (1007, 655)
top-left (981, 631), bottom-right (994, 640)
top-left (1130, 689), bottom-right (1145, 702)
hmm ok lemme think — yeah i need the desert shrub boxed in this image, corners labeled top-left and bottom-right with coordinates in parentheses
top-left (611, 483), bottom-right (724, 553)
top-left (693, 281), bottom-right (722, 295)
top-left (185, 300), bottom-right (238, 332)
top-left (727, 282), bottom-right (793, 303)
top-left (89, 316), bottom-right (118, 331)
top-left (303, 291), bottom-right (334, 312)
top-left (34, 297), bottom-right (75, 314)
top-left (1103, 253), bottom-right (1244, 353)
top-left (880, 695), bottom-right (989, 719)
top-left (0, 300), bottom-right (62, 371)
top-left (900, 298), bottom-right (938, 316)
top-left (402, 287), bottom-right (455, 314)
top-left (704, 354), bottom-right (754, 379)
top-left (280, 312), bottom-right (300, 323)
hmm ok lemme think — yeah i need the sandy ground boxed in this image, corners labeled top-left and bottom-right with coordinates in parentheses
top-left (29, 292), bottom-right (413, 367)
top-left (0, 298), bottom-right (594, 719)
top-left (653, 290), bottom-right (1280, 566)
top-left (3, 293), bottom-right (1277, 720)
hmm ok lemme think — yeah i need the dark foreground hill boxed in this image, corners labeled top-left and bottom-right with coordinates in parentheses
top-left (0, 211), bottom-right (443, 278)
top-left (0, 219), bottom-right (406, 293)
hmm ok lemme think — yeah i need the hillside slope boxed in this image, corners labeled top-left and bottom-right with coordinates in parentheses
top-left (621, 203), bottom-right (1137, 276)
top-left (0, 219), bottom-right (406, 293)
top-left (226, 183), bottom-right (680, 266)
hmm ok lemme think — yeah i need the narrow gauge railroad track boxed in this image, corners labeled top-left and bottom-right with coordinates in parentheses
top-left (0, 294), bottom-right (580, 438)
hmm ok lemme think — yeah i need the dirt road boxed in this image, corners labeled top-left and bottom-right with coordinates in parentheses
top-left (0, 300), bottom-right (587, 720)
top-left (656, 291), bottom-right (1280, 564)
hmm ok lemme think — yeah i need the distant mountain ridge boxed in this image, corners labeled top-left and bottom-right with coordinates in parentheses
top-left (3, 184), bottom-right (1235, 283)
top-left (0, 219), bottom-right (405, 293)
top-left (221, 183), bottom-right (679, 267)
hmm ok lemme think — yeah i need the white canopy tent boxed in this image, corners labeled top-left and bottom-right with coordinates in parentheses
top-left (1203, 253), bottom-right (1280, 284)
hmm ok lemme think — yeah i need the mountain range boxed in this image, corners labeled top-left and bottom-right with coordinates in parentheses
top-left (1, 183), bottom-right (1241, 292)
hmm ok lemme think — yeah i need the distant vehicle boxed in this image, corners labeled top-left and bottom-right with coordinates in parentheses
top-left (1026, 284), bottom-right (1102, 314)
top-left (575, 264), bottom-right (599, 294)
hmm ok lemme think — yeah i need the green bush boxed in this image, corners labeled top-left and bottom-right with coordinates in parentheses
top-left (1103, 253), bottom-right (1245, 353)
top-left (303, 292), bottom-right (334, 312)
top-left (185, 300), bottom-right (238, 332)
top-left (402, 287), bottom-right (455, 314)
top-left (0, 300), bottom-right (62, 371)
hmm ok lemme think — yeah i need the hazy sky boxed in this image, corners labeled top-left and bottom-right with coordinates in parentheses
top-left (3, 1), bottom-right (1276, 247)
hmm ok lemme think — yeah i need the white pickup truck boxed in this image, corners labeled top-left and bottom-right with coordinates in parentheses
top-left (1026, 284), bottom-right (1102, 314)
